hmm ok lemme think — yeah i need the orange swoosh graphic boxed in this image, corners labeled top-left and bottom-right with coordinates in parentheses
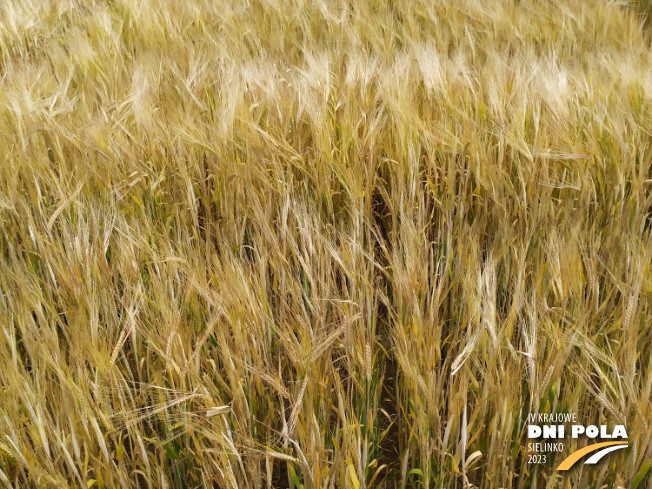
top-left (556, 442), bottom-right (628, 470)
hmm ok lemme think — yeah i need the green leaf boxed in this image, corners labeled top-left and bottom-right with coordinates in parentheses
top-left (164, 440), bottom-right (180, 460)
top-left (142, 436), bottom-right (163, 446)
top-left (631, 462), bottom-right (651, 489)
top-left (288, 464), bottom-right (303, 489)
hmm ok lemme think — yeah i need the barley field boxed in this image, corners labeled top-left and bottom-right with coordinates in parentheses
top-left (1, 0), bottom-right (652, 488)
